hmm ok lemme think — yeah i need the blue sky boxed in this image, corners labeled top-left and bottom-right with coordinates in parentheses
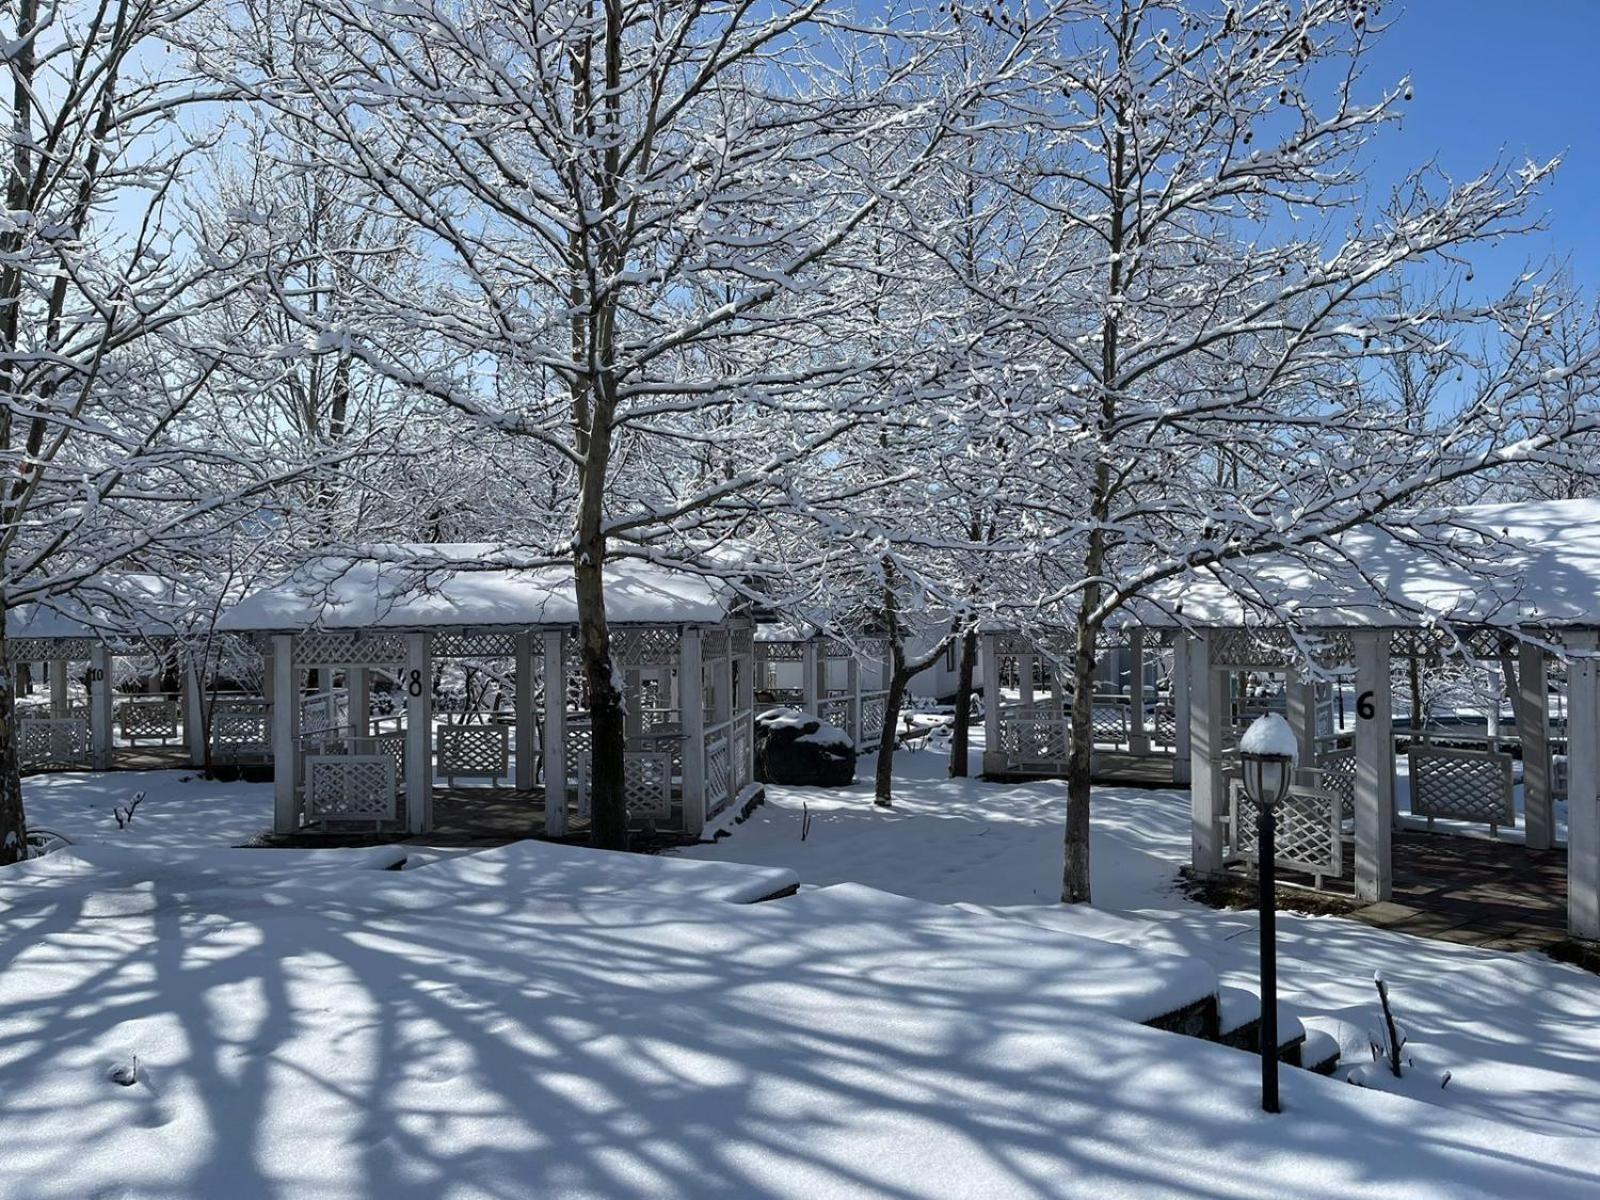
top-left (1364, 0), bottom-right (1600, 290)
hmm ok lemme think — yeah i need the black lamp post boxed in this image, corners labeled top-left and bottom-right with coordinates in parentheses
top-left (1239, 713), bottom-right (1296, 1115)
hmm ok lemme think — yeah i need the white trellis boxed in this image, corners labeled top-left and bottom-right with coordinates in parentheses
top-left (211, 699), bottom-right (273, 761)
top-left (117, 697), bottom-right (180, 744)
top-left (304, 754), bottom-right (399, 823)
top-left (1227, 781), bottom-right (1344, 890)
top-left (437, 724), bottom-right (510, 787)
top-left (18, 717), bottom-right (92, 770)
top-left (1409, 743), bottom-right (1516, 832)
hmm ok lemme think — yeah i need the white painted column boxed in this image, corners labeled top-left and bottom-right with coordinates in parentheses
top-left (1567, 634), bottom-right (1600, 939)
top-left (404, 632), bottom-right (433, 835)
top-left (1284, 669), bottom-right (1318, 783)
top-left (981, 632), bottom-right (1003, 775)
top-left (846, 655), bottom-right (862, 746)
top-left (1128, 628), bottom-right (1149, 754)
top-left (514, 633), bottom-right (535, 792)
top-left (1519, 642), bottom-right (1554, 850)
top-left (89, 645), bottom-right (114, 771)
top-left (1487, 664), bottom-right (1503, 738)
top-left (680, 628), bottom-right (706, 837)
top-left (542, 631), bottom-right (568, 835)
top-left (1189, 632), bottom-right (1226, 873)
top-left (1018, 652), bottom-right (1035, 707)
top-left (1353, 630), bottom-right (1394, 903)
top-left (1171, 635), bottom-right (1192, 785)
top-left (49, 660), bottom-right (67, 717)
top-left (801, 640), bottom-right (819, 715)
top-left (271, 635), bottom-right (298, 835)
top-left (184, 654), bottom-right (206, 766)
top-left (349, 667), bottom-right (371, 739)
top-left (738, 644), bottom-right (756, 782)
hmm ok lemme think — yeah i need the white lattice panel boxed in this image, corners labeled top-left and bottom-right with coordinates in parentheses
top-left (998, 714), bottom-right (1069, 763)
top-left (612, 627), bottom-right (679, 668)
top-left (1409, 745), bottom-right (1515, 827)
top-left (117, 698), bottom-right (179, 741)
top-left (705, 737), bottom-right (732, 816)
top-left (816, 697), bottom-right (852, 739)
top-left (212, 701), bottom-right (272, 758)
top-left (730, 719), bottom-right (753, 791)
top-left (7, 636), bottom-right (98, 662)
top-left (293, 631), bottom-right (405, 667)
top-left (18, 717), bottom-right (91, 769)
top-left (1229, 782), bottom-right (1343, 885)
top-left (731, 624), bottom-right (755, 656)
top-left (437, 724), bottom-right (509, 782)
top-left (432, 631), bottom-right (517, 659)
top-left (1090, 701), bottom-right (1128, 746)
top-left (626, 752), bottom-right (674, 820)
top-left (1314, 744), bottom-right (1357, 823)
top-left (860, 692), bottom-right (888, 743)
top-left (304, 754), bottom-right (398, 822)
top-left (757, 640), bottom-right (805, 662)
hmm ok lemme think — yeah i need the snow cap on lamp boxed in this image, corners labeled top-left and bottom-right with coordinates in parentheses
top-left (1239, 712), bottom-right (1297, 809)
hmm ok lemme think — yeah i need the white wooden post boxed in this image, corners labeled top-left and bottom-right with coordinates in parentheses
top-left (981, 632), bottom-right (1003, 775)
top-left (1567, 634), bottom-right (1600, 939)
top-left (184, 654), bottom-right (206, 766)
top-left (738, 638), bottom-right (756, 782)
top-left (1353, 630), bottom-right (1394, 903)
top-left (1189, 632), bottom-right (1226, 873)
top-left (271, 635), bottom-right (298, 835)
top-left (847, 655), bottom-right (862, 746)
top-left (514, 632), bottom-right (535, 791)
top-left (1519, 642), bottom-right (1554, 850)
top-left (349, 667), bottom-right (371, 739)
top-left (681, 627), bottom-right (706, 837)
top-left (801, 639), bottom-right (819, 715)
top-left (1284, 669), bottom-right (1317, 783)
top-left (404, 632), bottom-right (432, 835)
top-left (542, 631), bottom-right (567, 835)
top-left (1018, 651), bottom-right (1034, 707)
top-left (89, 644), bottom-right (114, 771)
top-left (1487, 664), bottom-right (1503, 737)
top-left (49, 659), bottom-right (67, 717)
top-left (1128, 628), bottom-right (1149, 753)
top-left (1171, 634), bottom-right (1192, 785)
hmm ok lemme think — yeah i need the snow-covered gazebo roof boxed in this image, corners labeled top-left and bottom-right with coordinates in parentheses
top-left (1128, 498), bottom-right (1600, 632)
top-left (218, 548), bottom-right (739, 633)
top-left (7, 574), bottom-right (199, 648)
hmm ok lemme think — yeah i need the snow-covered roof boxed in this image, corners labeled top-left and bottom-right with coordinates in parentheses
top-left (7, 574), bottom-right (198, 641)
top-left (218, 547), bottom-right (738, 632)
top-left (1131, 498), bottom-right (1600, 631)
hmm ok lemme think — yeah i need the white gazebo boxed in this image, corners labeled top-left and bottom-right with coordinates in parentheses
top-left (7, 577), bottom-right (214, 772)
top-left (219, 549), bottom-right (758, 840)
top-left (1141, 498), bottom-right (1600, 940)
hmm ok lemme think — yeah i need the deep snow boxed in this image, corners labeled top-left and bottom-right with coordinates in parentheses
top-left (3, 754), bottom-right (1600, 1197)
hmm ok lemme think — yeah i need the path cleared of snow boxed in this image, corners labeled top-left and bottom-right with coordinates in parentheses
top-left (681, 746), bottom-right (1600, 1139)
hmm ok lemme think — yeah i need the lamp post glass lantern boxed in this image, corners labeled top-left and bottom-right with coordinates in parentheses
top-left (1238, 712), bottom-right (1297, 1115)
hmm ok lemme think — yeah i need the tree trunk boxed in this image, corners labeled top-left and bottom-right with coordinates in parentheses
top-left (0, 619), bottom-right (25, 866)
top-left (1062, 608), bottom-right (1098, 902)
top-left (948, 626), bottom-right (978, 777)
top-left (575, 548), bottom-right (627, 850)
top-left (873, 667), bottom-right (910, 806)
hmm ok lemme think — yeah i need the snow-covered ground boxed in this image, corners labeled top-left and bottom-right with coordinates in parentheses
top-left (3, 758), bottom-right (1600, 1198)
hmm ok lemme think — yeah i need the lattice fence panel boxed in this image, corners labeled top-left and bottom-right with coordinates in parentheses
top-left (294, 631), bottom-right (405, 667)
top-left (859, 692), bottom-right (888, 743)
top-left (117, 698), bottom-right (179, 742)
top-left (7, 637), bottom-right (98, 663)
top-left (758, 640), bottom-right (805, 662)
top-left (431, 632), bottom-right (517, 659)
top-left (730, 719), bottom-right (753, 791)
top-left (703, 629), bottom-right (730, 661)
top-left (1409, 745), bottom-right (1515, 827)
top-left (305, 755), bottom-right (398, 822)
top-left (998, 714), bottom-right (1069, 763)
top-left (1229, 782), bottom-right (1343, 885)
top-left (625, 751), bottom-right (674, 821)
top-left (731, 625), bottom-right (755, 656)
top-left (18, 717), bottom-right (91, 769)
top-left (437, 724), bottom-right (509, 782)
top-left (816, 697), bottom-right (852, 740)
top-left (1153, 704), bottom-right (1177, 746)
top-left (612, 627), bottom-right (681, 668)
top-left (1314, 744), bottom-right (1358, 823)
top-left (212, 701), bottom-right (272, 758)
top-left (705, 736), bottom-right (732, 817)
top-left (1090, 701), bottom-right (1128, 746)
top-left (1209, 628), bottom-right (1352, 669)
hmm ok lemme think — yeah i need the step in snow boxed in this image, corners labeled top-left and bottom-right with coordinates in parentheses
top-left (1301, 1029), bottom-right (1342, 1077)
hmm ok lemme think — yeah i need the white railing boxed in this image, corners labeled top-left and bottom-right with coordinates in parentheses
top-left (18, 717), bottom-right (92, 770)
top-left (304, 754), bottom-right (398, 824)
top-left (859, 690), bottom-right (889, 744)
top-left (117, 696), bottom-right (181, 744)
top-left (1226, 780), bottom-right (1343, 890)
top-left (211, 699), bottom-right (272, 761)
top-left (436, 723), bottom-right (510, 786)
top-left (1409, 740), bottom-right (1515, 832)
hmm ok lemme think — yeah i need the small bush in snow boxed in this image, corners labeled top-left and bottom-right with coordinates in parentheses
top-left (113, 791), bottom-right (146, 829)
top-left (1348, 973), bottom-right (1451, 1091)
